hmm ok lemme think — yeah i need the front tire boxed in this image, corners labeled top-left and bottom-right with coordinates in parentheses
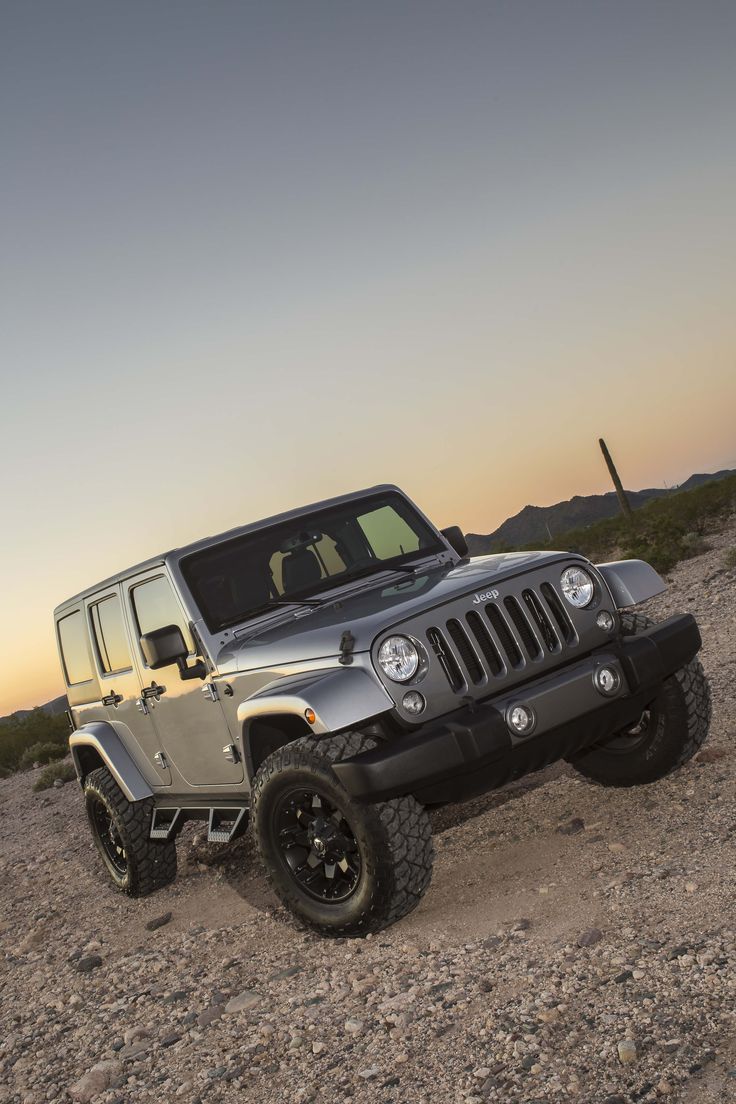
top-left (252, 732), bottom-right (434, 936)
top-left (84, 767), bottom-right (177, 895)
top-left (569, 612), bottom-right (711, 787)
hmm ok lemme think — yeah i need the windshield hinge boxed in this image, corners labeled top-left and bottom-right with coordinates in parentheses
top-left (339, 630), bottom-right (355, 666)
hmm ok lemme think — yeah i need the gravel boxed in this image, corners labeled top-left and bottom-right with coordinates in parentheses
top-left (1, 522), bottom-right (735, 1103)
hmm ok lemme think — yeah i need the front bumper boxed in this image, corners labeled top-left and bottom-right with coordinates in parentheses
top-left (332, 613), bottom-right (702, 804)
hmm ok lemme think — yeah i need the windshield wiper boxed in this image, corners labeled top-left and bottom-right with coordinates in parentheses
top-left (222, 596), bottom-right (323, 630)
top-left (341, 563), bottom-right (415, 583)
top-left (267, 596), bottom-right (324, 608)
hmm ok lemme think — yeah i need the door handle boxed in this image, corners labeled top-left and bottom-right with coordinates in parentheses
top-left (141, 682), bottom-right (166, 702)
top-left (101, 691), bottom-right (123, 707)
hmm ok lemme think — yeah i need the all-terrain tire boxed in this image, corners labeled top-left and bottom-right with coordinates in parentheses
top-left (252, 732), bottom-right (434, 936)
top-left (84, 767), bottom-right (177, 896)
top-left (569, 612), bottom-right (711, 787)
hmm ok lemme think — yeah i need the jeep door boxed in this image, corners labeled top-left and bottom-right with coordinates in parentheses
top-left (124, 569), bottom-right (244, 787)
top-left (85, 585), bottom-right (172, 787)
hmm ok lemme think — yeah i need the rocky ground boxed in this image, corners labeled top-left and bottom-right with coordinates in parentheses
top-left (1, 527), bottom-right (735, 1104)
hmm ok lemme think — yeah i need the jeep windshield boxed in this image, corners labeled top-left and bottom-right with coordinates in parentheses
top-left (181, 492), bottom-right (445, 632)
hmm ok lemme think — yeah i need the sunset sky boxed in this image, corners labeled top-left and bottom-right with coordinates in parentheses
top-left (1, 1), bottom-right (735, 716)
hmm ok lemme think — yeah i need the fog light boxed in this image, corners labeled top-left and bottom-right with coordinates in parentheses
top-left (507, 703), bottom-right (535, 735)
top-left (402, 691), bottom-right (426, 716)
top-left (596, 611), bottom-right (615, 632)
top-left (593, 666), bottom-right (621, 696)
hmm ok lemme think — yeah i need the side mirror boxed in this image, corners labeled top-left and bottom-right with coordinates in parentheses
top-left (441, 525), bottom-right (468, 558)
top-left (140, 625), bottom-right (206, 681)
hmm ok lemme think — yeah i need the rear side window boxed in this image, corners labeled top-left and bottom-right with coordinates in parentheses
top-left (90, 596), bottom-right (132, 674)
top-left (130, 576), bottom-right (193, 656)
top-left (57, 611), bottom-right (94, 686)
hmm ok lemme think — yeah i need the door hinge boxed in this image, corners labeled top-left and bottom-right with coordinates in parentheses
top-left (222, 743), bottom-right (239, 764)
top-left (136, 697), bottom-right (149, 715)
top-left (201, 682), bottom-right (219, 702)
top-left (153, 751), bottom-right (168, 770)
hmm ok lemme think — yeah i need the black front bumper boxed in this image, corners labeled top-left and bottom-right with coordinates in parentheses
top-left (332, 613), bottom-right (702, 804)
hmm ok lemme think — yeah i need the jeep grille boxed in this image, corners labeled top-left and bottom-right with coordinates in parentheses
top-left (427, 584), bottom-right (577, 693)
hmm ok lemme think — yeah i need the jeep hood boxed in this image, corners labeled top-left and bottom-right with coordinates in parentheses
top-left (216, 551), bottom-right (573, 673)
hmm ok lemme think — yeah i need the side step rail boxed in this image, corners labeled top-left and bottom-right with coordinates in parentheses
top-left (150, 804), bottom-right (250, 842)
top-left (207, 807), bottom-right (248, 844)
top-left (150, 807), bottom-right (182, 840)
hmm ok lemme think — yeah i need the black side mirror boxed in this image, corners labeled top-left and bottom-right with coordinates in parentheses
top-left (140, 625), bottom-right (206, 681)
top-left (441, 525), bottom-right (468, 558)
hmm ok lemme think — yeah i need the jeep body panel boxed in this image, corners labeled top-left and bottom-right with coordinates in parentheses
top-left (213, 550), bottom-right (590, 672)
top-left (597, 559), bottom-right (667, 607)
top-left (235, 665), bottom-right (394, 778)
top-left (70, 721), bottom-right (154, 802)
top-left (332, 613), bottom-right (702, 803)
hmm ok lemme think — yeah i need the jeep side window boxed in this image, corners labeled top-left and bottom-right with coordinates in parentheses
top-left (89, 595), bottom-right (132, 675)
top-left (57, 610), bottom-right (94, 686)
top-left (130, 576), bottom-right (194, 658)
top-left (356, 504), bottom-right (422, 559)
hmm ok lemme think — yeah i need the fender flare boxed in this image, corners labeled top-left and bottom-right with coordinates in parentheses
top-left (237, 666), bottom-right (394, 777)
top-left (69, 722), bottom-right (154, 802)
top-left (596, 559), bottom-right (667, 608)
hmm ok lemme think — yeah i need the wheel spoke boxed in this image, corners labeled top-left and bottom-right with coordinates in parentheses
top-left (274, 786), bottom-right (361, 904)
top-left (90, 797), bottom-right (128, 877)
top-left (279, 825), bottom-right (310, 846)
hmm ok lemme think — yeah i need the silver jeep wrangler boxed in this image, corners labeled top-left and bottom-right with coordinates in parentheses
top-left (55, 485), bottom-right (710, 935)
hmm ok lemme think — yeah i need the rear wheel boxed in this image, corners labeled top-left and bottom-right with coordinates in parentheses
top-left (252, 732), bottom-right (434, 935)
top-left (84, 767), bottom-right (177, 895)
top-left (569, 613), bottom-right (711, 786)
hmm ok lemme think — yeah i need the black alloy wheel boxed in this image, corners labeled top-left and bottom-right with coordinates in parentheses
top-left (88, 792), bottom-right (128, 877)
top-left (598, 706), bottom-right (657, 754)
top-left (274, 788), bottom-right (361, 902)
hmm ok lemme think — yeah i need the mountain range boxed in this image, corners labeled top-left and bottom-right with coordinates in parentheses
top-left (466, 468), bottom-right (736, 554)
top-left (0, 694), bottom-right (68, 727)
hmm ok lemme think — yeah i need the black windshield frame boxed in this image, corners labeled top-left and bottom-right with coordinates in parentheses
top-left (180, 492), bottom-right (445, 632)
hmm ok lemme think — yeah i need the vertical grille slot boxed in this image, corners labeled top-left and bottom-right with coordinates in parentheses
top-left (503, 596), bottom-right (541, 659)
top-left (523, 589), bottom-right (560, 653)
top-left (466, 611), bottom-right (504, 676)
top-left (446, 619), bottom-right (484, 685)
top-left (540, 582), bottom-right (576, 644)
top-left (486, 604), bottom-right (523, 669)
top-left (427, 627), bottom-right (465, 692)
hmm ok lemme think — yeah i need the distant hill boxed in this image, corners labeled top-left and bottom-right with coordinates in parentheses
top-left (467, 468), bottom-right (736, 554)
top-left (0, 694), bottom-right (67, 727)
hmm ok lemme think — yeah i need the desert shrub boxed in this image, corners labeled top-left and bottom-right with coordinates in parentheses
top-left (33, 761), bottom-right (76, 792)
top-left (514, 473), bottom-right (736, 575)
top-left (0, 708), bottom-right (69, 776)
top-left (19, 741), bottom-right (69, 770)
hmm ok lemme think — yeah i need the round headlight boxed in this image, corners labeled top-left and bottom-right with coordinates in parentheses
top-left (378, 636), bottom-right (419, 682)
top-left (560, 566), bottom-right (595, 608)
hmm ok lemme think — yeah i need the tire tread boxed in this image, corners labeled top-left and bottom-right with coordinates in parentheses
top-left (85, 767), bottom-right (177, 896)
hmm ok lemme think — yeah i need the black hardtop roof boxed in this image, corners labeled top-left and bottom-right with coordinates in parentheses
top-left (54, 484), bottom-right (404, 615)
